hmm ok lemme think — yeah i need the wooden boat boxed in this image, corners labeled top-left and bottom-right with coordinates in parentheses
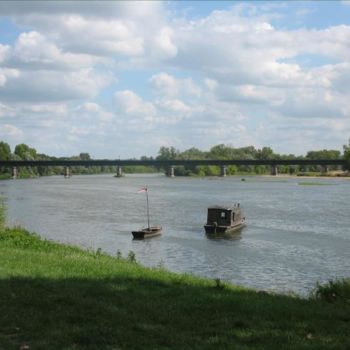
top-left (204, 204), bottom-right (245, 234)
top-left (132, 186), bottom-right (162, 239)
top-left (132, 226), bottom-right (162, 239)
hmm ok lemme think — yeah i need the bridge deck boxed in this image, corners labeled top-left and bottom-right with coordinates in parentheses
top-left (0, 159), bottom-right (346, 167)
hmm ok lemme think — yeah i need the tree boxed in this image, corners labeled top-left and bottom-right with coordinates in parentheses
top-left (306, 149), bottom-right (341, 160)
top-left (157, 147), bottom-right (179, 160)
top-left (307, 149), bottom-right (341, 171)
top-left (79, 153), bottom-right (91, 160)
top-left (179, 147), bottom-right (204, 160)
top-left (343, 139), bottom-right (350, 171)
top-left (0, 141), bottom-right (11, 160)
top-left (14, 144), bottom-right (37, 160)
top-left (257, 147), bottom-right (274, 160)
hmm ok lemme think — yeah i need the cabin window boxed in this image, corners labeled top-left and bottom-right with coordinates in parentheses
top-left (232, 213), bottom-right (235, 221)
top-left (220, 211), bottom-right (226, 219)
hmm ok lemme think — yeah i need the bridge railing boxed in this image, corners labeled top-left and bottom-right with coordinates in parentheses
top-left (0, 159), bottom-right (346, 167)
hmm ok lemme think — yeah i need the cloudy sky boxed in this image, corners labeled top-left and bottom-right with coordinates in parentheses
top-left (0, 1), bottom-right (350, 158)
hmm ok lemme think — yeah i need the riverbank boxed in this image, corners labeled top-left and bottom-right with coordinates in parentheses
top-left (1, 171), bottom-right (349, 181)
top-left (0, 227), bottom-right (349, 350)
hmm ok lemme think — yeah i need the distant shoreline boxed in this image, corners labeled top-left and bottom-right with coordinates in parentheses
top-left (1, 171), bottom-right (349, 180)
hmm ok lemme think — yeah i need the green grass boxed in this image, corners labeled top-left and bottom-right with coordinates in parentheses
top-left (0, 173), bottom-right (11, 180)
top-left (0, 198), bottom-right (5, 229)
top-left (0, 228), bottom-right (349, 350)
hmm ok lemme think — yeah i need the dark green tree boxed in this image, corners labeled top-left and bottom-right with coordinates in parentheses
top-left (343, 139), bottom-right (350, 171)
top-left (14, 143), bottom-right (37, 160)
top-left (157, 147), bottom-right (179, 160)
top-left (307, 149), bottom-right (341, 171)
top-left (306, 149), bottom-right (341, 160)
top-left (79, 153), bottom-right (91, 160)
top-left (257, 147), bottom-right (274, 160)
top-left (0, 141), bottom-right (11, 160)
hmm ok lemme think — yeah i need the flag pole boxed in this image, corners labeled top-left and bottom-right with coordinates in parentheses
top-left (145, 186), bottom-right (150, 230)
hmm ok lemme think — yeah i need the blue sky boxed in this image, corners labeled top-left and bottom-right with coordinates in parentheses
top-left (0, 1), bottom-right (350, 158)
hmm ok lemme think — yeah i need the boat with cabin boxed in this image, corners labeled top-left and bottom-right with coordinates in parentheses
top-left (204, 204), bottom-right (245, 234)
top-left (132, 186), bottom-right (162, 239)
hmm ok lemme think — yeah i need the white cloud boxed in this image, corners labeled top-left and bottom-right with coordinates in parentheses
top-left (0, 2), bottom-right (166, 60)
top-left (0, 68), bottom-right (20, 87)
top-left (152, 27), bottom-right (177, 59)
top-left (9, 31), bottom-right (101, 70)
top-left (0, 68), bottom-right (111, 102)
top-left (150, 72), bottom-right (201, 98)
top-left (150, 73), bottom-right (179, 97)
top-left (157, 99), bottom-right (192, 114)
top-left (0, 124), bottom-right (23, 138)
top-left (22, 103), bottom-right (67, 115)
top-left (55, 16), bottom-right (145, 57)
top-left (115, 90), bottom-right (156, 120)
top-left (0, 44), bottom-right (10, 63)
top-left (77, 102), bottom-right (114, 122)
top-left (0, 103), bottom-right (15, 118)
top-left (0, 2), bottom-right (349, 157)
top-left (204, 78), bottom-right (218, 91)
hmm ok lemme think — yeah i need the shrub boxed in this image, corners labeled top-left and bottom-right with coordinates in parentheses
top-left (312, 278), bottom-right (350, 303)
top-left (127, 250), bottom-right (137, 263)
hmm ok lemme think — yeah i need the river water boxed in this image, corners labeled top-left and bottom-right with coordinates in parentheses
top-left (1, 174), bottom-right (349, 295)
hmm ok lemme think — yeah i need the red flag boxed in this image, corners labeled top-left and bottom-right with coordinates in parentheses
top-left (138, 187), bottom-right (147, 192)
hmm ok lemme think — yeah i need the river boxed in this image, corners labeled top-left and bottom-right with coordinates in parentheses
top-left (1, 174), bottom-right (349, 295)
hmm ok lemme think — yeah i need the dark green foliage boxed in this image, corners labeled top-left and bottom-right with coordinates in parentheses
top-left (312, 279), bottom-right (350, 303)
top-left (1, 139), bottom-right (349, 178)
top-left (127, 250), bottom-right (136, 263)
top-left (0, 141), bottom-right (11, 160)
top-left (14, 143), bottom-right (37, 160)
top-left (0, 228), bottom-right (350, 350)
top-left (157, 146), bottom-right (179, 160)
top-left (343, 139), bottom-right (350, 171)
top-left (306, 149), bottom-right (341, 171)
top-left (0, 142), bottom-right (12, 177)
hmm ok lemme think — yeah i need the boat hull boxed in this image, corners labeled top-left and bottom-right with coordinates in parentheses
top-left (204, 221), bottom-right (245, 234)
top-left (132, 226), bottom-right (162, 239)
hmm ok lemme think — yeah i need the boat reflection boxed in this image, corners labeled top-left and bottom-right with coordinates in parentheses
top-left (205, 228), bottom-right (244, 241)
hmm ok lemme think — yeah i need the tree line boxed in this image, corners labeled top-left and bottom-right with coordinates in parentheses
top-left (0, 140), bottom-right (349, 179)
top-left (156, 144), bottom-right (349, 176)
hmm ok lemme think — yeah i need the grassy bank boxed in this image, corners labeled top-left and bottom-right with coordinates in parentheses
top-left (0, 228), bottom-right (349, 350)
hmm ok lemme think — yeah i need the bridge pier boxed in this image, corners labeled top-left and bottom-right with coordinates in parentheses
top-left (321, 165), bottom-right (329, 174)
top-left (11, 166), bottom-right (18, 179)
top-left (64, 166), bottom-right (71, 178)
top-left (271, 165), bottom-right (278, 176)
top-left (166, 166), bottom-right (175, 177)
top-left (220, 165), bottom-right (227, 177)
top-left (115, 165), bottom-right (123, 177)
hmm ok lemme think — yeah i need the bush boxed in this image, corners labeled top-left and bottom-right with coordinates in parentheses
top-left (312, 278), bottom-right (350, 303)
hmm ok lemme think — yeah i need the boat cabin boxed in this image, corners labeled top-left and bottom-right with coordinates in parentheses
top-left (206, 204), bottom-right (243, 226)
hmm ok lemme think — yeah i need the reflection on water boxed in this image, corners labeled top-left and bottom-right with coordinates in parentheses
top-left (205, 230), bottom-right (243, 241)
top-left (1, 174), bottom-right (350, 295)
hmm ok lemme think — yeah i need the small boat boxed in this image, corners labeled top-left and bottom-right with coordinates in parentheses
top-left (204, 204), bottom-right (245, 234)
top-left (132, 226), bottom-right (162, 239)
top-left (132, 186), bottom-right (162, 240)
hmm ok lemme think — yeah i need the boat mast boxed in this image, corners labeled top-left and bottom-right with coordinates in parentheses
top-left (145, 187), bottom-right (150, 230)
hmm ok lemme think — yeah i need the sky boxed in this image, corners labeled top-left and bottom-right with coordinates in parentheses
top-left (0, 1), bottom-right (350, 158)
